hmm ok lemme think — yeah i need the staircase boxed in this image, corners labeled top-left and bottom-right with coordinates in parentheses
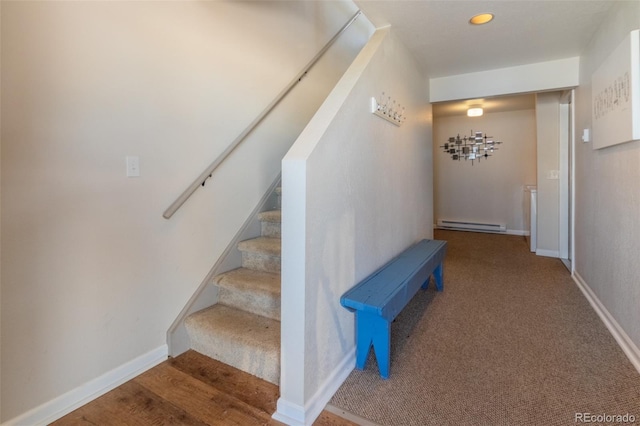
top-left (184, 188), bottom-right (282, 384)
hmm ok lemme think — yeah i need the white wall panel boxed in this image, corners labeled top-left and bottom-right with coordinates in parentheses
top-left (573, 1), bottom-right (640, 356)
top-left (430, 57), bottom-right (579, 102)
top-left (279, 27), bottom-right (431, 424)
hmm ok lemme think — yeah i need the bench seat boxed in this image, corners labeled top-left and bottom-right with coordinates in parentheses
top-left (341, 239), bottom-right (447, 378)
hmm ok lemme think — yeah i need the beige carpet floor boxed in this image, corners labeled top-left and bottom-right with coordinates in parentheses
top-left (330, 230), bottom-right (640, 425)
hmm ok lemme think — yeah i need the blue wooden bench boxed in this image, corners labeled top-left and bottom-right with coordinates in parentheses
top-left (340, 239), bottom-right (447, 379)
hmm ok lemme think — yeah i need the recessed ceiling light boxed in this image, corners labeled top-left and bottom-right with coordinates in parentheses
top-left (469, 13), bottom-right (494, 25)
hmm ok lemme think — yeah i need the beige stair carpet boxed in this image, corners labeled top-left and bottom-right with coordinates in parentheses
top-left (259, 210), bottom-right (282, 238)
top-left (186, 200), bottom-right (282, 385)
top-left (238, 237), bottom-right (281, 274)
top-left (214, 268), bottom-right (281, 321)
top-left (185, 305), bottom-right (280, 384)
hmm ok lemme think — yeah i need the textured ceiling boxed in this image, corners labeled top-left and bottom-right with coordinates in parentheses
top-left (354, 0), bottom-right (615, 78)
top-left (354, 0), bottom-right (615, 113)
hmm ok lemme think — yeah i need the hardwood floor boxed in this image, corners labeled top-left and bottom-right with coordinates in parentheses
top-left (52, 350), bottom-right (358, 426)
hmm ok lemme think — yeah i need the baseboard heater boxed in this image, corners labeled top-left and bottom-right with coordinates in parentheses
top-left (437, 219), bottom-right (506, 233)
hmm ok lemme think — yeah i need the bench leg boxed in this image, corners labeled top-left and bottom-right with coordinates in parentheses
top-left (433, 262), bottom-right (444, 291)
top-left (355, 312), bottom-right (372, 370)
top-left (420, 262), bottom-right (444, 291)
top-left (421, 276), bottom-right (430, 290)
top-left (355, 311), bottom-right (391, 379)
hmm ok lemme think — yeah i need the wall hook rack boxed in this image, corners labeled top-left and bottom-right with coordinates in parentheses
top-left (371, 92), bottom-right (406, 126)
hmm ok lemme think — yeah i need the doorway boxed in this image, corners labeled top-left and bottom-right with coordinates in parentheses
top-left (559, 90), bottom-right (574, 272)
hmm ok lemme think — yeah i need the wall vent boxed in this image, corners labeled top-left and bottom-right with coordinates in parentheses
top-left (437, 219), bottom-right (506, 233)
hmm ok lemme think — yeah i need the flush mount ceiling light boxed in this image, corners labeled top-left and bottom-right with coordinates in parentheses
top-left (469, 13), bottom-right (494, 25)
top-left (467, 106), bottom-right (483, 117)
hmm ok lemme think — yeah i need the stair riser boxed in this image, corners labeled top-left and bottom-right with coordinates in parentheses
top-left (275, 187), bottom-right (281, 209)
top-left (218, 288), bottom-right (281, 321)
top-left (186, 198), bottom-right (282, 384)
top-left (188, 339), bottom-right (279, 384)
top-left (261, 221), bottom-right (281, 238)
top-left (184, 305), bottom-right (280, 385)
top-left (241, 252), bottom-right (281, 273)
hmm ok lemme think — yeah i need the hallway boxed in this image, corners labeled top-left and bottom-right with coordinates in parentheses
top-left (331, 230), bottom-right (640, 425)
top-left (52, 230), bottom-right (640, 425)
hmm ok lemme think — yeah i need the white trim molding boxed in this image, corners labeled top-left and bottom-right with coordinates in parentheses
top-left (273, 348), bottom-right (355, 426)
top-left (2, 345), bottom-right (168, 426)
top-left (573, 272), bottom-right (640, 374)
top-left (273, 398), bottom-right (306, 426)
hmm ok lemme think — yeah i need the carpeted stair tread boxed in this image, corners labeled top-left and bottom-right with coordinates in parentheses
top-left (185, 304), bottom-right (280, 384)
top-left (237, 237), bottom-right (281, 273)
top-left (212, 268), bottom-right (281, 320)
top-left (258, 210), bottom-right (281, 223)
top-left (185, 185), bottom-right (283, 384)
top-left (238, 237), bottom-right (281, 257)
top-left (259, 210), bottom-right (281, 239)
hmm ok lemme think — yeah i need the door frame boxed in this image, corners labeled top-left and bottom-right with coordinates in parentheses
top-left (558, 89), bottom-right (575, 273)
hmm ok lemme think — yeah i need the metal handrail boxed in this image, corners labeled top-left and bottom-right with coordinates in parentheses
top-left (163, 10), bottom-right (362, 219)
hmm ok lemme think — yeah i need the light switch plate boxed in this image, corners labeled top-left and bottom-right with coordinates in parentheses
top-left (546, 170), bottom-right (559, 180)
top-left (126, 156), bottom-right (140, 177)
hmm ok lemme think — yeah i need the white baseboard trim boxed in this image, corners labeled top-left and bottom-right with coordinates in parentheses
top-left (536, 248), bottom-right (560, 258)
top-left (273, 398), bottom-right (306, 426)
top-left (273, 347), bottom-right (356, 425)
top-left (573, 272), bottom-right (640, 375)
top-left (2, 345), bottom-right (168, 426)
top-left (506, 229), bottom-right (529, 236)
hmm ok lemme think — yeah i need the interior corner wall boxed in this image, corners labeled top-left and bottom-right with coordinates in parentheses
top-left (573, 1), bottom-right (640, 353)
top-left (280, 27), bottom-right (431, 424)
top-left (535, 92), bottom-right (562, 256)
top-left (0, 1), bottom-right (369, 422)
top-left (0, 1), bottom-right (3, 420)
top-left (433, 110), bottom-right (537, 233)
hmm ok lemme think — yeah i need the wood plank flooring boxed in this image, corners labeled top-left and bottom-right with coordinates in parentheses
top-left (52, 350), bottom-right (358, 426)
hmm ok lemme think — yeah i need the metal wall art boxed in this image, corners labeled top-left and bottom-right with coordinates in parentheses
top-left (440, 131), bottom-right (502, 165)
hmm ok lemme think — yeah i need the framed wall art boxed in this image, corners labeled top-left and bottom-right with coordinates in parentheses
top-left (591, 29), bottom-right (639, 149)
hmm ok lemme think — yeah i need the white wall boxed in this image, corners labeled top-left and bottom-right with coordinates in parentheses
top-left (277, 27), bottom-right (432, 425)
top-left (0, 1), bottom-right (3, 420)
top-left (433, 110), bottom-right (537, 233)
top-left (430, 57), bottom-right (579, 102)
top-left (0, 1), bottom-right (370, 422)
top-left (535, 92), bottom-right (562, 256)
top-left (574, 1), bottom-right (640, 360)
